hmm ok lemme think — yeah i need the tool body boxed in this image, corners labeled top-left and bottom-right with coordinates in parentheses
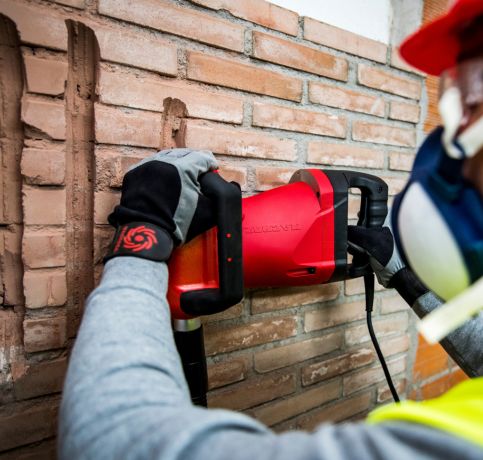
top-left (169, 169), bottom-right (389, 406)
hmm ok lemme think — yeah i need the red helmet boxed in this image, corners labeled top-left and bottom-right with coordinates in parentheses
top-left (400, 0), bottom-right (483, 75)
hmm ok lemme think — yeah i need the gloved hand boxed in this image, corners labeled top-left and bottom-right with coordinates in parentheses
top-left (105, 149), bottom-right (218, 263)
top-left (348, 215), bottom-right (429, 306)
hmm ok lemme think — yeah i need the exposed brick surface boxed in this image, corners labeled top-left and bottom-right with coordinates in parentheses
top-left (307, 142), bottom-right (384, 169)
top-left (207, 357), bottom-right (248, 390)
top-left (24, 269), bottom-right (67, 309)
top-left (183, 120), bottom-right (297, 161)
top-left (204, 315), bottom-right (297, 355)
top-left (23, 314), bottom-right (67, 352)
top-left (304, 18), bottom-right (387, 63)
top-left (254, 331), bottom-right (343, 372)
top-left (352, 121), bottom-right (416, 147)
top-left (99, 68), bottom-right (243, 124)
top-left (23, 230), bottom-right (66, 269)
top-left (253, 31), bottom-right (348, 81)
top-left (380, 295), bottom-right (407, 314)
top-left (208, 372), bottom-right (296, 411)
top-left (254, 166), bottom-right (297, 191)
top-left (21, 96), bottom-right (66, 140)
top-left (99, 0), bottom-right (244, 52)
top-left (187, 51), bottom-right (302, 101)
top-left (252, 284), bottom-right (339, 314)
top-left (389, 151), bottom-right (415, 171)
top-left (345, 314), bottom-right (409, 346)
top-left (302, 348), bottom-right (375, 386)
top-left (309, 82), bottom-right (385, 117)
top-left (23, 186), bottom-right (66, 225)
top-left (23, 54), bottom-right (67, 96)
top-left (358, 64), bottom-right (422, 100)
top-left (253, 102), bottom-right (346, 138)
top-left (190, 0), bottom-right (299, 36)
top-left (94, 26), bottom-right (178, 76)
top-left (251, 380), bottom-right (340, 426)
top-left (389, 101), bottom-right (420, 123)
top-left (94, 190), bottom-right (120, 225)
top-left (304, 300), bottom-right (366, 332)
top-left (21, 147), bottom-right (66, 185)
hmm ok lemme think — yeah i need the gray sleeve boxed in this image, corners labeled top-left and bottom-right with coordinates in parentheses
top-left (58, 257), bottom-right (481, 460)
top-left (412, 292), bottom-right (483, 377)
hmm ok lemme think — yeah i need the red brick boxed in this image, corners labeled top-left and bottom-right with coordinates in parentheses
top-left (252, 284), bottom-right (339, 314)
top-left (23, 230), bottom-right (65, 269)
top-left (304, 18), bottom-right (387, 63)
top-left (253, 103), bottom-right (346, 138)
top-left (95, 104), bottom-right (162, 148)
top-left (23, 54), bottom-right (67, 96)
top-left (254, 167), bottom-right (298, 191)
top-left (183, 120), bottom-right (297, 161)
top-left (23, 315), bottom-right (67, 352)
top-left (380, 295), bottom-right (407, 314)
top-left (94, 190), bottom-right (120, 225)
top-left (358, 64), bottom-right (422, 100)
top-left (380, 334), bottom-right (410, 357)
top-left (304, 300), bottom-right (366, 333)
top-left (309, 82), bottom-right (385, 117)
top-left (1, 227), bottom-right (24, 306)
top-left (93, 226), bottom-right (115, 265)
top-left (302, 348), bottom-right (375, 386)
top-left (24, 269), bottom-right (67, 309)
top-left (380, 175), bottom-right (407, 195)
top-left (202, 302), bottom-right (243, 323)
top-left (94, 26), bottom-right (177, 76)
top-left (204, 315), bottom-right (297, 355)
top-left (0, 1), bottom-right (67, 50)
top-left (0, 401), bottom-right (58, 451)
top-left (54, 0), bottom-right (85, 7)
top-left (352, 121), bottom-right (416, 147)
top-left (413, 335), bottom-right (449, 381)
top-left (187, 52), bottom-right (302, 102)
top-left (190, 0), bottom-right (299, 36)
top-left (296, 391), bottom-right (372, 429)
top-left (345, 314), bottom-right (409, 346)
top-left (389, 151), bottom-right (415, 172)
top-left (218, 165), bottom-right (248, 191)
top-left (208, 372), bottom-right (295, 410)
top-left (23, 186), bottom-right (66, 225)
top-left (207, 356), bottom-right (248, 390)
top-left (0, 309), bottom-right (23, 349)
top-left (377, 378), bottom-right (406, 402)
top-left (98, 68), bottom-right (243, 124)
top-left (12, 358), bottom-right (67, 399)
top-left (389, 101), bottom-right (420, 123)
top-left (99, 0), bottom-right (244, 52)
top-left (251, 380), bottom-right (340, 426)
top-left (254, 331), bottom-right (342, 372)
top-left (343, 356), bottom-right (406, 395)
top-left (21, 96), bottom-right (66, 140)
top-left (253, 31), bottom-right (348, 81)
top-left (21, 147), bottom-right (65, 185)
top-left (307, 142), bottom-right (385, 169)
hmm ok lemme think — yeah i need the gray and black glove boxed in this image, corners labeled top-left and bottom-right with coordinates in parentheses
top-left (105, 149), bottom-right (218, 263)
top-left (348, 215), bottom-right (429, 306)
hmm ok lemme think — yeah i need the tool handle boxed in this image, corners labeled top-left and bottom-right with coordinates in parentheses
top-left (180, 172), bottom-right (243, 316)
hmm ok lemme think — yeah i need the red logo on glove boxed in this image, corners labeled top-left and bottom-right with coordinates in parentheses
top-left (121, 226), bottom-right (158, 252)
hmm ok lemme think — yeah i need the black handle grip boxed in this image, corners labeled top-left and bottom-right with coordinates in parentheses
top-left (344, 172), bottom-right (388, 278)
top-left (180, 172), bottom-right (244, 316)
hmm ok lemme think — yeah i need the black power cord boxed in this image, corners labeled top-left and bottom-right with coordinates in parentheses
top-left (364, 273), bottom-right (400, 403)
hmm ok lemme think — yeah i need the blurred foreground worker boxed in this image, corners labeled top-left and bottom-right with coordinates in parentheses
top-left (59, 1), bottom-right (483, 459)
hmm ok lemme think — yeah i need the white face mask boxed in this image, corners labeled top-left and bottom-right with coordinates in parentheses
top-left (439, 85), bottom-right (483, 159)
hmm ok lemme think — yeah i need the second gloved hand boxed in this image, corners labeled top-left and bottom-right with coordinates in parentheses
top-left (348, 215), bottom-right (429, 306)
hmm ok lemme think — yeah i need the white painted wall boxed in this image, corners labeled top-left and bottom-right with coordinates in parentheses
top-left (269, 0), bottom-right (393, 44)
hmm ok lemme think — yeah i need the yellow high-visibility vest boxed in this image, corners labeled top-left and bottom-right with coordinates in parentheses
top-left (367, 378), bottom-right (483, 448)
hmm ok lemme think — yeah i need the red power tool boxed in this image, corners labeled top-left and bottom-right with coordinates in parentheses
top-left (168, 169), bottom-right (388, 319)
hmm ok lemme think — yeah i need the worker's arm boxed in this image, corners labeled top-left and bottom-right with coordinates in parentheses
top-left (58, 255), bottom-right (479, 460)
top-left (348, 224), bottom-right (483, 377)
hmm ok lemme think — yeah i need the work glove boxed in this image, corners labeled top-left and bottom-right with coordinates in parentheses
top-left (347, 215), bottom-right (429, 306)
top-left (105, 149), bottom-right (218, 263)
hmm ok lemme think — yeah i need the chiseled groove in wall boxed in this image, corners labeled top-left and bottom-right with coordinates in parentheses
top-left (65, 20), bottom-right (98, 337)
top-left (0, 14), bottom-right (25, 307)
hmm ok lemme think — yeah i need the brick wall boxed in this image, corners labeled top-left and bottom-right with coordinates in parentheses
top-left (0, 0), bottom-right (453, 457)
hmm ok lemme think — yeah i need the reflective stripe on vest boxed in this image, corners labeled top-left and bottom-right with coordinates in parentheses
top-left (367, 378), bottom-right (483, 448)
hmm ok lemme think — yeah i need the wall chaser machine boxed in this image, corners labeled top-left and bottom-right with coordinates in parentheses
top-left (168, 169), bottom-right (399, 406)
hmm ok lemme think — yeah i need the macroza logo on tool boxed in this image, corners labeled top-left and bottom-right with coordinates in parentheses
top-left (114, 225), bottom-right (158, 253)
top-left (243, 223), bottom-right (303, 234)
